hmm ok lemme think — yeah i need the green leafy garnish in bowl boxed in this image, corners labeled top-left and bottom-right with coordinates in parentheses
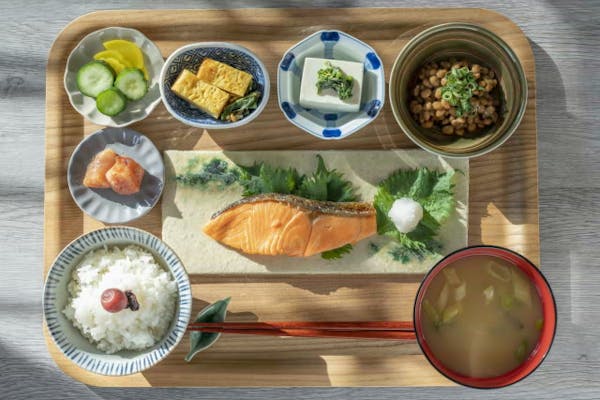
top-left (440, 66), bottom-right (484, 117)
top-left (316, 61), bottom-right (354, 100)
top-left (220, 91), bottom-right (262, 122)
top-left (374, 168), bottom-right (456, 262)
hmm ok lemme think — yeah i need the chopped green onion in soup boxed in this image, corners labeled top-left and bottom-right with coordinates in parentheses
top-left (500, 293), bottom-right (516, 311)
top-left (442, 303), bottom-right (461, 324)
top-left (511, 267), bottom-right (533, 307)
top-left (454, 281), bottom-right (467, 302)
top-left (423, 299), bottom-right (441, 328)
top-left (514, 339), bottom-right (530, 363)
top-left (483, 285), bottom-right (495, 304)
top-left (442, 267), bottom-right (462, 286)
top-left (437, 283), bottom-right (450, 312)
top-left (486, 260), bottom-right (512, 282)
top-left (535, 318), bottom-right (544, 331)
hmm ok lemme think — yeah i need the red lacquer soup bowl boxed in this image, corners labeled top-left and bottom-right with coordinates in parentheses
top-left (413, 245), bottom-right (557, 389)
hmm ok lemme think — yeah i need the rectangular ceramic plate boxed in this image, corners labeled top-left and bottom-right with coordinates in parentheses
top-left (162, 150), bottom-right (469, 274)
top-left (44, 8), bottom-right (539, 387)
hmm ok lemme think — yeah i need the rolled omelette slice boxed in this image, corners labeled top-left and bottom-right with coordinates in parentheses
top-left (202, 193), bottom-right (377, 257)
top-left (171, 69), bottom-right (230, 119)
top-left (196, 58), bottom-right (253, 97)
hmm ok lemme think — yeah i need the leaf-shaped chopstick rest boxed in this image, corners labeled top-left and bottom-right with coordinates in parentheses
top-left (185, 297), bottom-right (231, 362)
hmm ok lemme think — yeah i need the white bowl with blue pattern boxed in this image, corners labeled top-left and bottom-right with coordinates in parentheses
top-left (43, 227), bottom-right (192, 376)
top-left (159, 42), bottom-right (270, 129)
top-left (277, 30), bottom-right (385, 140)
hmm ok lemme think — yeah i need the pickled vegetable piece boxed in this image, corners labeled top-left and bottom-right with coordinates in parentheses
top-left (103, 39), bottom-right (148, 80)
top-left (105, 156), bottom-right (145, 195)
top-left (83, 148), bottom-right (117, 188)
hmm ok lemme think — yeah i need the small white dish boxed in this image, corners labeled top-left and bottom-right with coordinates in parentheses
top-left (277, 30), bottom-right (385, 140)
top-left (43, 227), bottom-right (192, 376)
top-left (64, 27), bottom-right (164, 127)
top-left (67, 127), bottom-right (164, 224)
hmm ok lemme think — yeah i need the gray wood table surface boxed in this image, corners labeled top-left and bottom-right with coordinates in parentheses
top-left (1, 0), bottom-right (598, 399)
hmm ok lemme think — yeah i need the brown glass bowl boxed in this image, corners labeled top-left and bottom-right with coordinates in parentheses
top-left (389, 23), bottom-right (528, 158)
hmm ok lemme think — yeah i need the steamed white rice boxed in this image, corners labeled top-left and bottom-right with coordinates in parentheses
top-left (63, 245), bottom-right (178, 354)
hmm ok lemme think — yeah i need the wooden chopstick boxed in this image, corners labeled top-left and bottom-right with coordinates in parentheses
top-left (188, 321), bottom-right (414, 331)
top-left (186, 321), bottom-right (416, 340)
top-left (188, 326), bottom-right (416, 340)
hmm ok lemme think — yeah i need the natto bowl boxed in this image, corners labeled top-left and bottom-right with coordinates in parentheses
top-left (389, 23), bottom-right (528, 158)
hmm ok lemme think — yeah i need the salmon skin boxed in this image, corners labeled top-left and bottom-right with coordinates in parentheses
top-left (203, 194), bottom-right (377, 257)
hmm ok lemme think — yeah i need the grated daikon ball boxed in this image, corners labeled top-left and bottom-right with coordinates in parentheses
top-left (388, 197), bottom-right (423, 233)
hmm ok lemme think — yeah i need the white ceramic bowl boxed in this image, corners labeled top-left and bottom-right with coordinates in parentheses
top-left (277, 30), bottom-right (385, 140)
top-left (64, 27), bottom-right (164, 127)
top-left (159, 42), bottom-right (270, 129)
top-left (43, 227), bottom-right (192, 376)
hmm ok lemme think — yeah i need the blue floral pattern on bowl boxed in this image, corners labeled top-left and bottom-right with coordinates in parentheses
top-left (160, 43), bottom-right (270, 129)
top-left (43, 227), bottom-right (192, 376)
top-left (277, 30), bottom-right (385, 140)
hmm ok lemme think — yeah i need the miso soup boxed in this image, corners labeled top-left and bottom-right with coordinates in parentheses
top-left (420, 255), bottom-right (543, 378)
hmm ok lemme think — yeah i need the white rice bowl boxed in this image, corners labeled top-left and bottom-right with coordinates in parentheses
top-left (63, 245), bottom-right (178, 354)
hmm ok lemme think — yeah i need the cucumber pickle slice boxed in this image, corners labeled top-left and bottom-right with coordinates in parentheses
top-left (96, 88), bottom-right (127, 116)
top-left (76, 61), bottom-right (115, 98)
top-left (114, 68), bottom-right (148, 101)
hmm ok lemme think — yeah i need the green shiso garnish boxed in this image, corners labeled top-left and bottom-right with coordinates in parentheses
top-left (374, 168), bottom-right (456, 263)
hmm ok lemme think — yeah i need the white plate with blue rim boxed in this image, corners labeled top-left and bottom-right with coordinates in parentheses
top-left (67, 127), bottom-right (164, 224)
top-left (43, 226), bottom-right (192, 376)
top-left (277, 30), bottom-right (385, 140)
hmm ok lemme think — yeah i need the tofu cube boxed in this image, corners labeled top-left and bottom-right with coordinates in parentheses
top-left (197, 58), bottom-right (253, 97)
top-left (299, 57), bottom-right (364, 113)
top-left (171, 69), bottom-right (230, 119)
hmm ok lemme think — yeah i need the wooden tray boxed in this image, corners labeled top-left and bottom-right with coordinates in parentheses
top-left (44, 8), bottom-right (538, 387)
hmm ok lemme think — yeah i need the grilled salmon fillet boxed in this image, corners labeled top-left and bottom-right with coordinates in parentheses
top-left (203, 194), bottom-right (377, 257)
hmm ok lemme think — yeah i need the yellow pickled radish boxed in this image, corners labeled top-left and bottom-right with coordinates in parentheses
top-left (94, 57), bottom-right (127, 74)
top-left (102, 39), bottom-right (148, 80)
top-left (93, 50), bottom-right (132, 69)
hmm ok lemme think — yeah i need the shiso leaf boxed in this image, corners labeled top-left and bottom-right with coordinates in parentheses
top-left (297, 155), bottom-right (358, 202)
top-left (374, 168), bottom-right (456, 262)
top-left (238, 163), bottom-right (301, 196)
top-left (321, 244), bottom-right (353, 260)
top-left (185, 297), bottom-right (231, 362)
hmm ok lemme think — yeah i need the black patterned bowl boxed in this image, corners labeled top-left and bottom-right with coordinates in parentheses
top-left (159, 42), bottom-right (270, 129)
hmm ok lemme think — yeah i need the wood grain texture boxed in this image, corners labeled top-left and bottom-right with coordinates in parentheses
top-left (43, 7), bottom-right (537, 388)
top-left (1, 0), bottom-right (599, 399)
